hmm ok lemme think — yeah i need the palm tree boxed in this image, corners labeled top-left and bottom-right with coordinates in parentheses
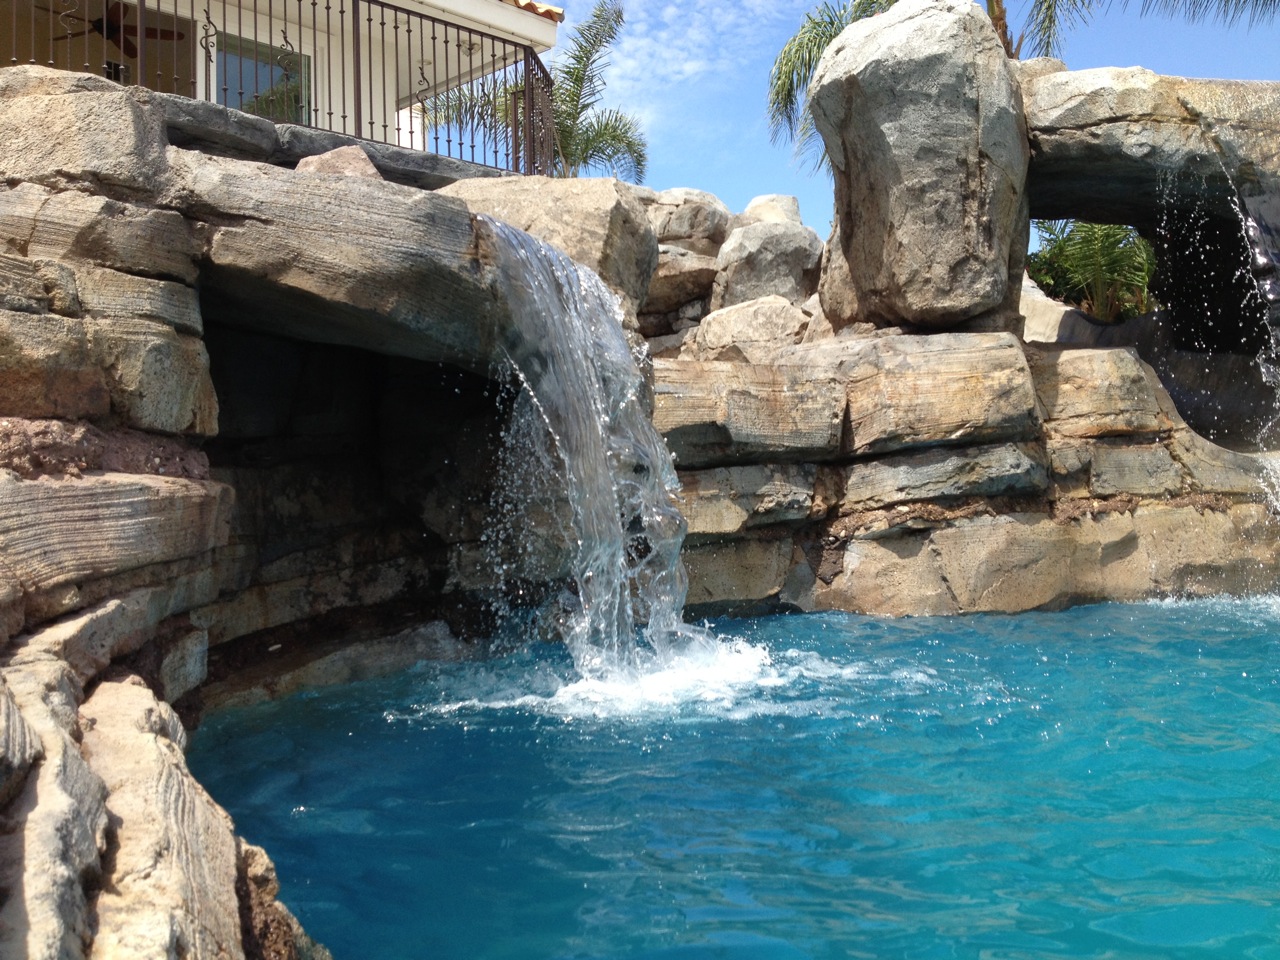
top-left (416, 0), bottom-right (647, 182)
top-left (768, 0), bottom-right (1275, 161)
top-left (550, 0), bottom-right (648, 182)
top-left (766, 0), bottom-right (895, 170)
top-left (1027, 220), bottom-right (1157, 323)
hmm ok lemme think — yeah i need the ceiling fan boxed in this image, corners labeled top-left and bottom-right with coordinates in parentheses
top-left (44, 2), bottom-right (186, 60)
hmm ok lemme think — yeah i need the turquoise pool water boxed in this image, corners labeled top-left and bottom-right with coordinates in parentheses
top-left (187, 598), bottom-right (1280, 959)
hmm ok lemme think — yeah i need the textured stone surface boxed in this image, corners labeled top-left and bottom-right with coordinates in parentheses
top-left (683, 538), bottom-right (795, 614)
top-left (1087, 442), bottom-right (1184, 496)
top-left (642, 187), bottom-right (731, 257)
top-left (0, 183), bottom-right (200, 284)
top-left (169, 149), bottom-right (511, 369)
top-left (0, 659), bottom-right (108, 960)
top-left (0, 472), bottom-right (232, 626)
top-left (1024, 67), bottom-right (1280, 228)
top-left (85, 319), bottom-right (218, 435)
top-left (689, 296), bottom-right (811, 363)
top-left (735, 194), bottom-right (803, 228)
top-left (295, 145), bottom-right (384, 179)
top-left (840, 442), bottom-right (1048, 511)
top-left (0, 253), bottom-right (80, 316)
top-left (76, 266), bottom-right (202, 336)
top-left (641, 245), bottom-right (719, 315)
top-left (805, 504), bottom-right (1280, 615)
top-left (82, 678), bottom-right (245, 960)
top-left (653, 359), bottom-right (846, 468)
top-left (0, 673), bottom-right (42, 808)
top-left (679, 465), bottom-right (817, 538)
top-left (1026, 344), bottom-right (1171, 437)
top-left (439, 175), bottom-right (658, 319)
top-left (810, 0), bottom-right (1027, 328)
top-left (710, 220), bottom-right (823, 311)
top-left (841, 333), bottom-right (1041, 455)
top-left (0, 311), bottom-right (111, 420)
top-left (0, 89), bottom-right (169, 197)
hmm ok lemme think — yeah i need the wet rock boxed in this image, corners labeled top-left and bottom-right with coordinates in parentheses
top-left (438, 175), bottom-right (658, 321)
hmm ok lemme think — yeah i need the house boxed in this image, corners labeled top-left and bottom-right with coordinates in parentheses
top-left (3, 0), bottom-right (562, 172)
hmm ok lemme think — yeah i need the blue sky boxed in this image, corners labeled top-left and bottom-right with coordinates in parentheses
top-left (553, 0), bottom-right (1280, 234)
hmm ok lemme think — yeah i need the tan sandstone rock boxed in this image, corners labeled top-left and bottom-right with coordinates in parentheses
top-left (439, 175), bottom-right (658, 320)
top-left (1025, 344), bottom-right (1172, 437)
top-left (689, 296), bottom-right (811, 363)
top-left (0, 658), bottom-right (108, 960)
top-left (839, 333), bottom-right (1041, 455)
top-left (653, 359), bottom-right (845, 468)
top-left (678, 464), bottom-right (817, 539)
top-left (81, 678), bottom-right (245, 960)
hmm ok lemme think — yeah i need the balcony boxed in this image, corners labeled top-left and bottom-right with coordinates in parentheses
top-left (3, 0), bottom-right (557, 174)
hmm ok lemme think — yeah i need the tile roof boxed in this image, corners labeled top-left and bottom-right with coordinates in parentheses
top-left (502, 0), bottom-right (565, 22)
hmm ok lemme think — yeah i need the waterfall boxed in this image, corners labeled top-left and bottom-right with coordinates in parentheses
top-left (1242, 196), bottom-right (1280, 370)
top-left (475, 216), bottom-right (707, 680)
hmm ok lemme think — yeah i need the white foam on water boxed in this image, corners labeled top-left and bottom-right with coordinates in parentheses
top-left (385, 628), bottom-right (966, 726)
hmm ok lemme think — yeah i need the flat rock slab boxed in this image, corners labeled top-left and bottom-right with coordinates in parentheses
top-left (678, 464), bottom-right (817, 539)
top-left (807, 503), bottom-right (1280, 615)
top-left (838, 333), bottom-right (1041, 455)
top-left (653, 359), bottom-right (846, 468)
top-left (1026, 344), bottom-right (1172, 437)
top-left (0, 472), bottom-right (233, 614)
top-left (840, 442), bottom-right (1048, 512)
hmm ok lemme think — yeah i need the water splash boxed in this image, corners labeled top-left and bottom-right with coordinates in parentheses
top-left (476, 216), bottom-right (712, 680)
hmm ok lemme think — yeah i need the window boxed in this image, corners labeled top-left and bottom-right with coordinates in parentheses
top-left (216, 33), bottom-right (309, 124)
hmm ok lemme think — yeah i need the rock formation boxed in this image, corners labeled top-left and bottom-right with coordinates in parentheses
top-left (809, 0), bottom-right (1029, 331)
top-left (3, 6), bottom-right (1280, 951)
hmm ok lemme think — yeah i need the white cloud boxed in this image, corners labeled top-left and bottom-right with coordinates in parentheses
top-left (551, 0), bottom-right (816, 119)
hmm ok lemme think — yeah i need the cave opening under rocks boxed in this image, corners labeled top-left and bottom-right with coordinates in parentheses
top-left (1028, 175), bottom-right (1279, 451)
top-left (184, 316), bottom-right (518, 717)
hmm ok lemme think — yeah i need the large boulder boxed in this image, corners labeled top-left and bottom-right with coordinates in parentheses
top-left (809, 0), bottom-right (1028, 330)
top-left (640, 187), bottom-right (732, 258)
top-left (710, 220), bottom-right (823, 311)
top-left (437, 175), bottom-right (659, 323)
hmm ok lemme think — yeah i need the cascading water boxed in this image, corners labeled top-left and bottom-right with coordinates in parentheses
top-left (474, 216), bottom-right (710, 680)
top-left (1242, 197), bottom-right (1280, 372)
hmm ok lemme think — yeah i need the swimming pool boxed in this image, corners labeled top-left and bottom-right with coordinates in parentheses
top-left (188, 597), bottom-right (1280, 959)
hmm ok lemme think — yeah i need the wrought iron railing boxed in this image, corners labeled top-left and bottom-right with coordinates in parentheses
top-left (4, 0), bottom-right (555, 174)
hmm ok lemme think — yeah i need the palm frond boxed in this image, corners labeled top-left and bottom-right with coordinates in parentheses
top-left (553, 0), bottom-right (624, 128)
top-left (1024, 0), bottom-right (1094, 56)
top-left (558, 108), bottom-right (648, 183)
top-left (1137, 0), bottom-right (1278, 26)
top-left (767, 0), bottom-right (891, 149)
